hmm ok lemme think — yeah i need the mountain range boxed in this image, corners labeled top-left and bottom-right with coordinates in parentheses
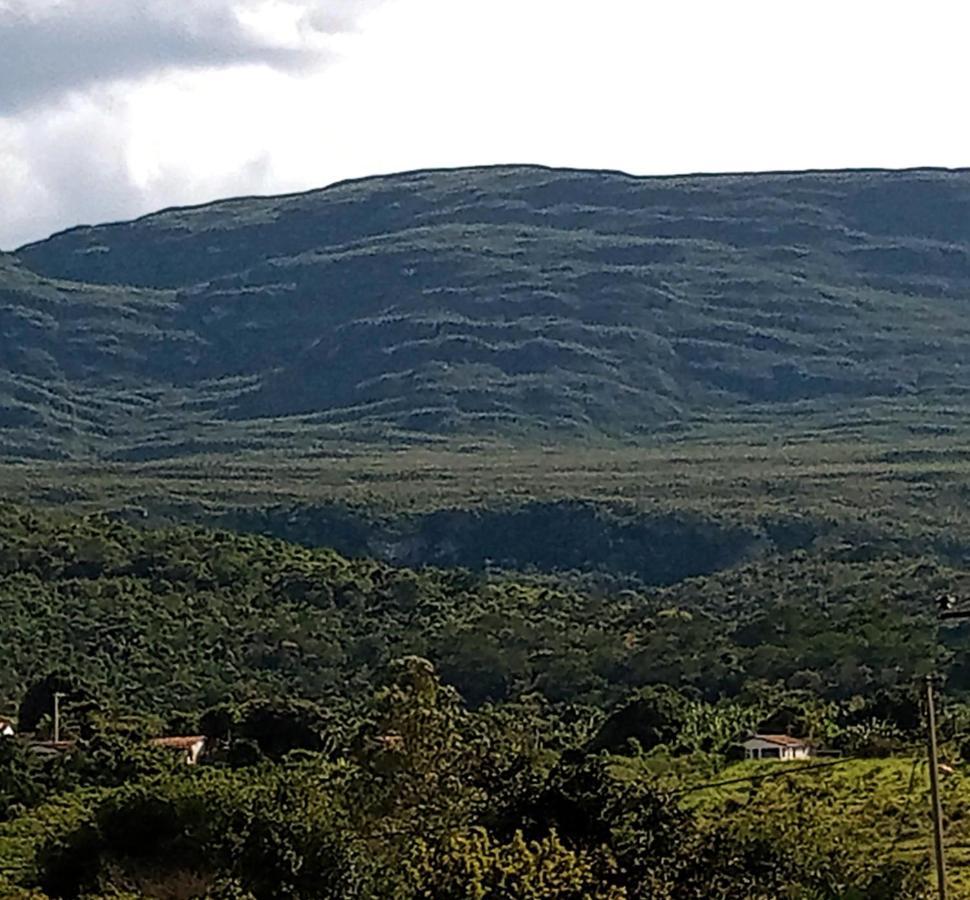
top-left (4, 164), bottom-right (970, 459)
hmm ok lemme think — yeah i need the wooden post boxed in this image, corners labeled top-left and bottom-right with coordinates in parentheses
top-left (926, 674), bottom-right (947, 900)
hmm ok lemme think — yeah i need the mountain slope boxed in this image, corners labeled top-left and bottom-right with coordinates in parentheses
top-left (7, 165), bottom-right (970, 457)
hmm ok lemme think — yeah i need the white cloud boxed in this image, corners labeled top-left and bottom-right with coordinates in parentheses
top-left (0, 94), bottom-right (133, 242)
top-left (0, 0), bottom-right (386, 247)
top-left (2, 0), bottom-right (969, 250)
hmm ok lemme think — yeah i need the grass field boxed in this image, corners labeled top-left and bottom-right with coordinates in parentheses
top-left (6, 758), bottom-right (970, 896)
top-left (650, 756), bottom-right (970, 897)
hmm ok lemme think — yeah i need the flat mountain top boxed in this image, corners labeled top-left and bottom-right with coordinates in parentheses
top-left (5, 164), bottom-right (970, 458)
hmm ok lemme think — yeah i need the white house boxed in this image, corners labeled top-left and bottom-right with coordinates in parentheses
top-left (25, 735), bottom-right (207, 765)
top-left (0, 718), bottom-right (14, 737)
top-left (742, 734), bottom-right (811, 761)
top-left (151, 735), bottom-right (207, 765)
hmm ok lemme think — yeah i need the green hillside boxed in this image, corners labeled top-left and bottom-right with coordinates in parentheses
top-left (5, 165), bottom-right (970, 458)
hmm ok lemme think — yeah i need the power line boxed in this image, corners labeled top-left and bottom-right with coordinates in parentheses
top-left (670, 756), bottom-right (860, 798)
top-left (925, 674), bottom-right (948, 900)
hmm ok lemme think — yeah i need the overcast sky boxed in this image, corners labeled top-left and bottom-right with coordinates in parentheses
top-left (1, 0), bottom-right (968, 249)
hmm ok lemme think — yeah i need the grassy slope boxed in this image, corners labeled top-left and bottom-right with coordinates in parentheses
top-left (4, 166), bottom-right (970, 457)
top-left (676, 757), bottom-right (970, 896)
top-left (0, 254), bottom-right (198, 459)
top-left (3, 758), bottom-right (967, 896)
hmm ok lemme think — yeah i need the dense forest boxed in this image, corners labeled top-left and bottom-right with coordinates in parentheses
top-left (0, 503), bottom-right (961, 714)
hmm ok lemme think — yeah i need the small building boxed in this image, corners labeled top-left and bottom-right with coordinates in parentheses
top-left (151, 735), bottom-right (207, 765)
top-left (0, 718), bottom-right (14, 737)
top-left (28, 740), bottom-right (76, 757)
top-left (742, 734), bottom-right (811, 761)
top-left (25, 736), bottom-right (207, 765)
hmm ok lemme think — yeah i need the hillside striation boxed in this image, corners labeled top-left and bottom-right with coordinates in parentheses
top-left (5, 165), bottom-right (970, 457)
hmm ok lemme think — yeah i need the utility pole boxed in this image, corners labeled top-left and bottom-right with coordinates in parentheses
top-left (929, 594), bottom-right (970, 899)
top-left (52, 691), bottom-right (65, 744)
top-left (926, 674), bottom-right (948, 900)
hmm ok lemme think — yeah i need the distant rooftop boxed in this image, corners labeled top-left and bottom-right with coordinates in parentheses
top-left (747, 734), bottom-right (810, 747)
top-left (151, 735), bottom-right (205, 750)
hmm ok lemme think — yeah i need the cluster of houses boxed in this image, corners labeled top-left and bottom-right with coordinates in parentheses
top-left (2, 711), bottom-right (812, 766)
top-left (0, 715), bottom-right (207, 765)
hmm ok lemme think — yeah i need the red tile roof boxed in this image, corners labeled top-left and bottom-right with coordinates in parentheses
top-left (151, 736), bottom-right (205, 750)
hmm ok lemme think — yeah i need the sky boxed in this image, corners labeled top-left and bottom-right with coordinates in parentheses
top-left (1, 0), bottom-right (968, 249)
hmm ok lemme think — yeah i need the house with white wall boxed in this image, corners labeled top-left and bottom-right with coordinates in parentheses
top-left (0, 718), bottom-right (14, 737)
top-left (151, 735), bottom-right (207, 765)
top-left (741, 734), bottom-right (811, 761)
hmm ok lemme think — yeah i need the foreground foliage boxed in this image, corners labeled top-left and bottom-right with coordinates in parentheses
top-left (1, 659), bottom-right (931, 899)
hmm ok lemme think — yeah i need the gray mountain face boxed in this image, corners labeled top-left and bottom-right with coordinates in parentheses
top-left (5, 165), bottom-right (970, 458)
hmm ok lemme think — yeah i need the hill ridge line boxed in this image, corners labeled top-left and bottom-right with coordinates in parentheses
top-left (16, 162), bottom-right (970, 253)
